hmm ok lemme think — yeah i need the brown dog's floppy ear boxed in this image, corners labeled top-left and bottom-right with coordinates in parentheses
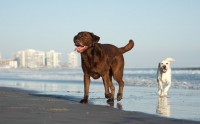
top-left (73, 35), bottom-right (77, 42)
top-left (89, 32), bottom-right (100, 43)
top-left (93, 44), bottom-right (102, 63)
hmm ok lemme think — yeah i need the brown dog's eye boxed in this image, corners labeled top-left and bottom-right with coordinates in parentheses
top-left (166, 63), bottom-right (168, 64)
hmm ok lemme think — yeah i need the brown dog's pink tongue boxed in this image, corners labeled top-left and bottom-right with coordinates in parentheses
top-left (74, 46), bottom-right (88, 53)
top-left (74, 47), bottom-right (82, 51)
top-left (74, 47), bottom-right (82, 52)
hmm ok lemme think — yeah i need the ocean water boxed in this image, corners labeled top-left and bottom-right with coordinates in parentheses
top-left (0, 68), bottom-right (199, 89)
top-left (0, 68), bottom-right (200, 121)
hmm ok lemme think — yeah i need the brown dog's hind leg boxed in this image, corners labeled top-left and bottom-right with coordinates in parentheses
top-left (102, 72), bottom-right (115, 103)
top-left (112, 56), bottom-right (125, 101)
top-left (106, 82), bottom-right (115, 103)
top-left (113, 71), bottom-right (124, 101)
top-left (116, 80), bottom-right (124, 101)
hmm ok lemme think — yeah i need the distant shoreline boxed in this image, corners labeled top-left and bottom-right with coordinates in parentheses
top-left (0, 67), bottom-right (200, 70)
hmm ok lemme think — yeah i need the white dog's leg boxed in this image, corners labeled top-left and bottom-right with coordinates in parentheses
top-left (158, 81), bottom-right (164, 96)
top-left (164, 81), bottom-right (171, 96)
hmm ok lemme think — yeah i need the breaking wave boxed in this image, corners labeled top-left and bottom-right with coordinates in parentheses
top-left (0, 68), bottom-right (199, 90)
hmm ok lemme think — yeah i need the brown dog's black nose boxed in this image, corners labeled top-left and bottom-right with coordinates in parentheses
top-left (75, 40), bottom-right (80, 44)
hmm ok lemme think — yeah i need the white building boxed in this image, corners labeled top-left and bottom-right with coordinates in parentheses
top-left (0, 59), bottom-right (18, 68)
top-left (13, 51), bottom-right (25, 67)
top-left (68, 52), bottom-right (78, 68)
top-left (13, 49), bottom-right (45, 68)
top-left (46, 50), bottom-right (61, 68)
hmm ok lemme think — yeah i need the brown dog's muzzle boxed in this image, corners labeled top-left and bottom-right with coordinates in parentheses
top-left (74, 39), bottom-right (80, 45)
top-left (74, 40), bottom-right (88, 53)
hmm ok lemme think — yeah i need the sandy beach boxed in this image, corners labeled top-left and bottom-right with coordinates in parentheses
top-left (0, 87), bottom-right (199, 124)
top-left (1, 80), bottom-right (200, 121)
top-left (0, 68), bottom-right (200, 123)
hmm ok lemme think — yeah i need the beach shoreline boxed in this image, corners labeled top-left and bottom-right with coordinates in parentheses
top-left (0, 86), bottom-right (199, 124)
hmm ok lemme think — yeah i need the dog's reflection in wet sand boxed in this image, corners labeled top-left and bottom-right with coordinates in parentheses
top-left (156, 97), bottom-right (171, 117)
top-left (107, 102), bottom-right (123, 110)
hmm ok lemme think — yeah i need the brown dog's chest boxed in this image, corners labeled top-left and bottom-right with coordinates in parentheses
top-left (81, 54), bottom-right (108, 79)
top-left (89, 72), bottom-right (101, 79)
top-left (82, 62), bottom-right (103, 79)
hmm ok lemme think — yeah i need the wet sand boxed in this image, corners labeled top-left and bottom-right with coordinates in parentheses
top-left (0, 87), bottom-right (199, 124)
top-left (0, 80), bottom-right (200, 121)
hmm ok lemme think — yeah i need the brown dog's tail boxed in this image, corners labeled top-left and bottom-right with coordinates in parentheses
top-left (119, 40), bottom-right (134, 54)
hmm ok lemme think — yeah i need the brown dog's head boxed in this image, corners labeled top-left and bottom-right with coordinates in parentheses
top-left (74, 31), bottom-right (100, 53)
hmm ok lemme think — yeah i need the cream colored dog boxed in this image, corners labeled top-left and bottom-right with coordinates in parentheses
top-left (157, 58), bottom-right (175, 97)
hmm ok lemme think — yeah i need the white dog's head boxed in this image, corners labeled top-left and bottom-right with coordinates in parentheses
top-left (158, 58), bottom-right (175, 73)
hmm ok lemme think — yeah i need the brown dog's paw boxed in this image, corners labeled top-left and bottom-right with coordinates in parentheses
top-left (117, 93), bottom-right (123, 101)
top-left (107, 101), bottom-right (114, 106)
top-left (105, 93), bottom-right (112, 99)
top-left (80, 99), bottom-right (88, 103)
top-left (107, 98), bottom-right (114, 103)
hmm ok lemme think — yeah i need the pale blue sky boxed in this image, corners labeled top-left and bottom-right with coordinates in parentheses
top-left (0, 0), bottom-right (200, 68)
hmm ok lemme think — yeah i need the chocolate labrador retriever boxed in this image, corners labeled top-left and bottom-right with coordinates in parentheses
top-left (74, 31), bottom-right (134, 103)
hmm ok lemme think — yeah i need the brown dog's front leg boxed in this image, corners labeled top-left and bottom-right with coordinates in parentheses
top-left (80, 73), bottom-right (90, 103)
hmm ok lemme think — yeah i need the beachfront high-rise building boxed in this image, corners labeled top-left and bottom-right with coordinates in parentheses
top-left (67, 52), bottom-right (78, 68)
top-left (0, 59), bottom-right (18, 68)
top-left (13, 49), bottom-right (45, 68)
top-left (46, 50), bottom-right (61, 68)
